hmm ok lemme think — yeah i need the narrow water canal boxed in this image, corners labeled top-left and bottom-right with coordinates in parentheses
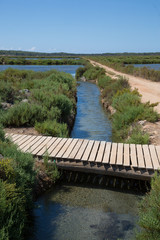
top-left (71, 81), bottom-right (112, 141)
top-left (29, 80), bottom-right (141, 240)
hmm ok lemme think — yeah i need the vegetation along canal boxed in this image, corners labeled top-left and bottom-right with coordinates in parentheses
top-left (28, 67), bottom-right (142, 240)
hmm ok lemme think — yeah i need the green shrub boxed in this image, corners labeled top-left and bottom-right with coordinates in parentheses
top-left (83, 66), bottom-right (105, 80)
top-left (98, 75), bottom-right (112, 88)
top-left (0, 81), bottom-right (16, 103)
top-left (0, 158), bottom-right (15, 182)
top-left (2, 102), bottom-right (47, 127)
top-left (75, 66), bottom-right (88, 80)
top-left (0, 126), bottom-right (36, 239)
top-left (138, 102), bottom-right (160, 122)
top-left (102, 77), bottom-right (130, 104)
top-left (0, 69), bottom-right (76, 136)
top-left (111, 88), bottom-right (159, 142)
top-left (43, 154), bottom-right (60, 183)
top-left (35, 120), bottom-right (69, 137)
top-left (136, 173), bottom-right (160, 239)
top-left (112, 105), bottom-right (143, 130)
top-left (0, 125), bottom-right (5, 141)
top-left (112, 89), bottom-right (141, 112)
top-left (53, 94), bottom-right (73, 120)
top-left (125, 127), bottom-right (150, 144)
top-left (0, 180), bottom-right (26, 240)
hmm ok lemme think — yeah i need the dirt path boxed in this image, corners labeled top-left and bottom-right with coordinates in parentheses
top-left (89, 60), bottom-right (160, 114)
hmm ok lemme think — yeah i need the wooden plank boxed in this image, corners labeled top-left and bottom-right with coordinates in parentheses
top-left (47, 138), bottom-right (63, 155)
top-left (95, 141), bottom-right (106, 163)
top-left (123, 144), bottom-right (130, 166)
top-left (49, 138), bottom-right (68, 157)
top-left (88, 141), bottom-right (100, 162)
top-left (68, 139), bottom-right (84, 159)
top-left (142, 145), bottom-right (153, 169)
top-left (32, 136), bottom-right (53, 155)
top-left (12, 134), bottom-right (26, 142)
top-left (27, 136), bottom-right (47, 154)
top-left (37, 137), bottom-right (57, 156)
top-left (155, 146), bottom-right (160, 166)
top-left (56, 138), bottom-right (73, 158)
top-left (13, 134), bottom-right (29, 145)
top-left (5, 132), bottom-right (10, 137)
top-left (62, 139), bottom-right (79, 158)
top-left (7, 133), bottom-right (16, 141)
top-left (18, 135), bottom-right (36, 148)
top-left (74, 139), bottom-right (89, 160)
top-left (103, 142), bottom-right (112, 164)
top-left (149, 145), bottom-right (160, 170)
top-left (81, 140), bottom-right (94, 161)
top-left (130, 144), bottom-right (138, 167)
top-left (116, 143), bottom-right (123, 165)
top-left (109, 143), bottom-right (117, 165)
top-left (20, 135), bottom-right (40, 152)
top-left (136, 144), bottom-right (145, 168)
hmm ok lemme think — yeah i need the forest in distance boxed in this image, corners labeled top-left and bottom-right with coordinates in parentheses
top-left (1, 49), bottom-right (160, 57)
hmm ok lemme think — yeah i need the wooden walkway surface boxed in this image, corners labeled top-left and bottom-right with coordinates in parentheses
top-left (5, 133), bottom-right (160, 180)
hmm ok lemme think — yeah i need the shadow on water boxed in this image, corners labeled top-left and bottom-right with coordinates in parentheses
top-left (29, 183), bottom-right (142, 240)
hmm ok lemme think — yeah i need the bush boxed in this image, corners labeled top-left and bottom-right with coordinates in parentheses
top-left (2, 103), bottom-right (47, 127)
top-left (136, 173), bottom-right (160, 239)
top-left (125, 126), bottom-right (150, 144)
top-left (112, 89), bottom-right (141, 112)
top-left (0, 180), bottom-right (26, 240)
top-left (0, 69), bottom-right (76, 136)
top-left (35, 120), bottom-right (69, 137)
top-left (102, 77), bottom-right (130, 104)
top-left (111, 88), bottom-right (159, 142)
top-left (83, 66), bottom-right (105, 80)
top-left (0, 127), bottom-right (36, 239)
top-left (53, 94), bottom-right (73, 120)
top-left (98, 75), bottom-right (112, 88)
top-left (75, 66), bottom-right (88, 80)
top-left (0, 81), bottom-right (16, 103)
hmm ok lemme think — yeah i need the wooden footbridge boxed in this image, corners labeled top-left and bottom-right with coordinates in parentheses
top-left (6, 133), bottom-right (160, 181)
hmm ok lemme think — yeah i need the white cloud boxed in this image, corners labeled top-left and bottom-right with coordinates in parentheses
top-left (0, 47), bottom-right (13, 50)
top-left (28, 46), bottom-right (36, 51)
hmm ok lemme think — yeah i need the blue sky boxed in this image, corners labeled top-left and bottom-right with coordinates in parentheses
top-left (0, 0), bottom-right (160, 53)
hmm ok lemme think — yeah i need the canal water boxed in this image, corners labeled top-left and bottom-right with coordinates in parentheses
top-left (0, 65), bottom-right (141, 239)
top-left (71, 81), bottom-right (112, 141)
top-left (27, 67), bottom-right (141, 240)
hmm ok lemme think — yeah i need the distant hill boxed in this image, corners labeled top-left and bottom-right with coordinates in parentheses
top-left (0, 50), bottom-right (160, 57)
top-left (0, 50), bottom-right (78, 57)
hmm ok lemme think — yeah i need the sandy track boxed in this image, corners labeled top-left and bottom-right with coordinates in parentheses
top-left (89, 60), bottom-right (160, 114)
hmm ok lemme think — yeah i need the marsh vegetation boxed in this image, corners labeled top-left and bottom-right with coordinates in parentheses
top-left (0, 68), bottom-right (77, 137)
